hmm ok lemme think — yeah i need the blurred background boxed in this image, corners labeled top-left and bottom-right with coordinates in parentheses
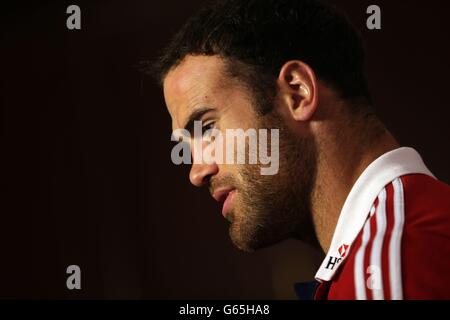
top-left (2, 0), bottom-right (450, 299)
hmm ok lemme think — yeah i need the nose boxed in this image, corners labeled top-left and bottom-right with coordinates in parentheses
top-left (188, 136), bottom-right (220, 187)
top-left (189, 162), bottom-right (219, 187)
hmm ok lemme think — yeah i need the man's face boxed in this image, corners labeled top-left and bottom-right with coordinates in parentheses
top-left (163, 55), bottom-right (317, 252)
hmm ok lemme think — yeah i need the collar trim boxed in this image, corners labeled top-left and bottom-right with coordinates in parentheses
top-left (315, 147), bottom-right (435, 282)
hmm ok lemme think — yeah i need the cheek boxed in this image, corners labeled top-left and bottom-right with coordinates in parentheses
top-left (220, 101), bottom-right (258, 130)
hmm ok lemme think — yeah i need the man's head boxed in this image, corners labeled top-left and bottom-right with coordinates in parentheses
top-left (155, 0), bottom-right (375, 252)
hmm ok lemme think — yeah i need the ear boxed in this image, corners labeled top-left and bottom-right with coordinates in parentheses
top-left (277, 60), bottom-right (318, 121)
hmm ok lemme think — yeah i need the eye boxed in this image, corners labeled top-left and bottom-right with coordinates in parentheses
top-left (202, 121), bottom-right (216, 137)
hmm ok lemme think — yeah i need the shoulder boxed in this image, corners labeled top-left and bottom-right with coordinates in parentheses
top-left (327, 174), bottom-right (450, 299)
top-left (397, 174), bottom-right (450, 299)
top-left (400, 174), bottom-right (450, 227)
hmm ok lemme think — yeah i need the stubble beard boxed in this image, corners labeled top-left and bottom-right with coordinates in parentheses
top-left (227, 114), bottom-right (319, 252)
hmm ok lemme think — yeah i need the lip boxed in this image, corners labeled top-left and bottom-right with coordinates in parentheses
top-left (212, 188), bottom-right (236, 218)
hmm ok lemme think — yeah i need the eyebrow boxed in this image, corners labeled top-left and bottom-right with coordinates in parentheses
top-left (183, 106), bottom-right (215, 133)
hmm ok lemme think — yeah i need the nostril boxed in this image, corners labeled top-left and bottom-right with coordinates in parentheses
top-left (189, 163), bottom-right (218, 187)
top-left (201, 173), bottom-right (214, 185)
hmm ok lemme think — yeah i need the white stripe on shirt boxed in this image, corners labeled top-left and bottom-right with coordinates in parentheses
top-left (390, 178), bottom-right (405, 300)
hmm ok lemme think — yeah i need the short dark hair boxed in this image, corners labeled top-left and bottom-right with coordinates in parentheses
top-left (152, 0), bottom-right (372, 113)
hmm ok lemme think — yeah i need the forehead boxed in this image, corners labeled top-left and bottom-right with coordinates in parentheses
top-left (163, 55), bottom-right (230, 128)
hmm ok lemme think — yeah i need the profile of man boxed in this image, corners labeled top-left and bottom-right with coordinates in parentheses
top-left (152, 0), bottom-right (450, 299)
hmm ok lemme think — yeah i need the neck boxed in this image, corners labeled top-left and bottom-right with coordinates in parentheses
top-left (310, 115), bottom-right (400, 253)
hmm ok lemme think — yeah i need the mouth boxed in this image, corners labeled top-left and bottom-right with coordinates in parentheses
top-left (212, 188), bottom-right (236, 218)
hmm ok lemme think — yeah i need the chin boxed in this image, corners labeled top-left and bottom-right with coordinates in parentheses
top-left (229, 220), bottom-right (286, 253)
top-left (229, 223), bottom-right (256, 252)
top-left (230, 237), bottom-right (258, 253)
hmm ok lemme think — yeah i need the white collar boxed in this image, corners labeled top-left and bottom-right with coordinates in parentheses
top-left (315, 147), bottom-right (435, 282)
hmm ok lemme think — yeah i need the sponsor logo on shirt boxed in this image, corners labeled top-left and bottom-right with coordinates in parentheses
top-left (325, 244), bottom-right (349, 270)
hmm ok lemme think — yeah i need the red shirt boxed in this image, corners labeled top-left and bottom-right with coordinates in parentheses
top-left (314, 147), bottom-right (450, 300)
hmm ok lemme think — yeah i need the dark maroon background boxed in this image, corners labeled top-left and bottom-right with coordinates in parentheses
top-left (2, 0), bottom-right (450, 299)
